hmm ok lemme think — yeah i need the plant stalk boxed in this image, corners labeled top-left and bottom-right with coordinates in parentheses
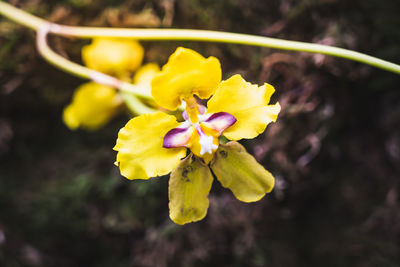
top-left (1, 1), bottom-right (399, 75)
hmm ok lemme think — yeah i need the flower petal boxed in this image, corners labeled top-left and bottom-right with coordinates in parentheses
top-left (151, 47), bottom-right (222, 110)
top-left (62, 82), bottom-right (122, 130)
top-left (114, 112), bottom-right (187, 180)
top-left (163, 126), bottom-right (194, 148)
top-left (169, 155), bottom-right (213, 225)
top-left (207, 74), bottom-right (280, 140)
top-left (201, 112), bottom-right (237, 136)
top-left (82, 38), bottom-right (144, 75)
top-left (210, 141), bottom-right (275, 202)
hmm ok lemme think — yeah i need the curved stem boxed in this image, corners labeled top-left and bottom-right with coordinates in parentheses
top-left (0, 1), bottom-right (46, 30)
top-left (36, 23), bottom-right (154, 115)
top-left (1, 0), bottom-right (400, 75)
top-left (53, 27), bottom-right (400, 74)
top-left (36, 24), bottom-right (152, 100)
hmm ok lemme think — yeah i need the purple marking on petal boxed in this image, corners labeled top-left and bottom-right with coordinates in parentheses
top-left (194, 123), bottom-right (205, 137)
top-left (163, 127), bottom-right (193, 148)
top-left (202, 112), bottom-right (237, 135)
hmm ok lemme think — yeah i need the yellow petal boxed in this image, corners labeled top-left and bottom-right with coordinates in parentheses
top-left (210, 141), bottom-right (275, 202)
top-left (151, 47), bottom-right (221, 110)
top-left (114, 112), bottom-right (186, 180)
top-left (169, 155), bottom-right (213, 225)
top-left (62, 82), bottom-right (122, 130)
top-left (207, 74), bottom-right (280, 140)
top-left (82, 38), bottom-right (144, 75)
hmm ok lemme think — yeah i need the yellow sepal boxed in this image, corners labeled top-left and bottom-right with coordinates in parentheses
top-left (169, 155), bottom-right (213, 225)
top-left (151, 47), bottom-right (221, 110)
top-left (114, 112), bottom-right (186, 180)
top-left (210, 141), bottom-right (275, 202)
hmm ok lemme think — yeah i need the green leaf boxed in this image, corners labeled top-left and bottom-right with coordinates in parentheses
top-left (210, 141), bottom-right (275, 202)
top-left (169, 155), bottom-right (214, 225)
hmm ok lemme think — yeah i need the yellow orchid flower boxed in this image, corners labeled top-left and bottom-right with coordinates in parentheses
top-left (62, 29), bottom-right (161, 131)
top-left (114, 47), bottom-right (281, 225)
top-left (82, 38), bottom-right (144, 76)
top-left (62, 64), bottom-right (160, 130)
top-left (64, 37), bottom-right (145, 130)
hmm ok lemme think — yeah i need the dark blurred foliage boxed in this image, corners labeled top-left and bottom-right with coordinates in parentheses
top-left (1, 0), bottom-right (400, 266)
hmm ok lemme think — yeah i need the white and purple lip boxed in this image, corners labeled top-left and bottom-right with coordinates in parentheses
top-left (163, 111), bottom-right (236, 153)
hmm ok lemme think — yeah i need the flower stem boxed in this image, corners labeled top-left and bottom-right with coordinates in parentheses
top-left (120, 92), bottom-right (156, 115)
top-left (36, 24), bottom-right (152, 100)
top-left (36, 25), bottom-right (154, 115)
top-left (1, 0), bottom-right (400, 75)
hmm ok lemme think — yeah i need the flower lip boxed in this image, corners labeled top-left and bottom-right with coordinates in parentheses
top-left (194, 123), bottom-right (218, 155)
top-left (162, 110), bottom-right (237, 159)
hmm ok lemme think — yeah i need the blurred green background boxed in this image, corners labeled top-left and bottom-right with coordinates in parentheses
top-left (1, 0), bottom-right (400, 266)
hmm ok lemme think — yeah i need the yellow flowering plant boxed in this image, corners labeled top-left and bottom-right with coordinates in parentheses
top-left (3, 1), bottom-right (399, 227)
top-left (63, 38), bottom-right (160, 130)
top-left (114, 48), bottom-right (281, 225)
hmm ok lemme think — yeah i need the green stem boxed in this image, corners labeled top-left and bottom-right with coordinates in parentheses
top-left (59, 28), bottom-right (399, 74)
top-left (0, 1), bottom-right (46, 30)
top-left (36, 25), bottom-right (153, 116)
top-left (120, 92), bottom-right (156, 115)
top-left (1, 1), bottom-right (400, 75)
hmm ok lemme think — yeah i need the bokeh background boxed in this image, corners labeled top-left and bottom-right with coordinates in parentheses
top-left (1, 0), bottom-right (400, 266)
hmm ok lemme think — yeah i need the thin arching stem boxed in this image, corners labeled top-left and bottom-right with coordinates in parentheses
top-left (36, 24), bottom-right (155, 114)
top-left (1, 1), bottom-right (399, 75)
top-left (36, 24), bottom-right (152, 100)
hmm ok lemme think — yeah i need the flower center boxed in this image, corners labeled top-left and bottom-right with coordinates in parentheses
top-left (163, 97), bottom-right (236, 160)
